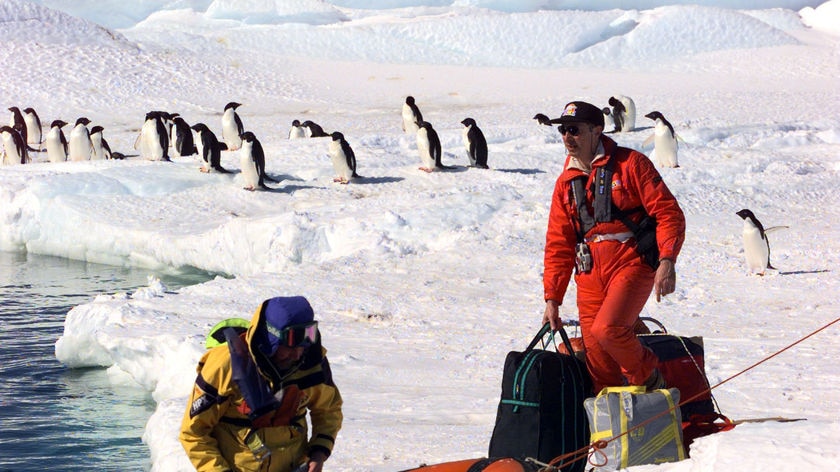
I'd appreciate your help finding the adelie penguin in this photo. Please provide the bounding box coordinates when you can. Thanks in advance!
[239,131,270,191]
[0,125,30,164]
[735,209,788,275]
[328,132,360,184]
[68,117,93,161]
[460,117,488,169]
[643,111,680,168]
[135,111,170,161]
[45,120,68,163]
[89,125,112,160]
[22,107,42,146]
[221,102,244,151]
[302,120,329,138]
[8,107,29,146]
[416,121,452,172]
[402,96,423,134]
[602,95,636,133]
[171,116,197,157]
[288,120,306,139]
[191,123,229,173]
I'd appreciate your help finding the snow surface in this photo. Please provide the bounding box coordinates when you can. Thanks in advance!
[2,0,839,470]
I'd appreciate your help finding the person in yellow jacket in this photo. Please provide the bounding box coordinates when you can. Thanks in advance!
[180,296,343,472]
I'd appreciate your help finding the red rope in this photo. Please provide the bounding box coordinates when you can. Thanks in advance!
[542,316,840,471]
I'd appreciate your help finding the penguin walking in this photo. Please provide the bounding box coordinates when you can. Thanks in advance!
[89,126,112,160]
[328,132,359,184]
[302,120,329,138]
[643,111,680,168]
[191,123,229,173]
[221,102,244,151]
[68,117,93,161]
[171,116,197,157]
[45,120,68,163]
[239,131,270,191]
[461,118,489,169]
[0,126,30,164]
[135,111,170,161]
[605,95,636,133]
[289,120,306,139]
[417,121,452,172]
[402,96,423,134]
[736,209,788,275]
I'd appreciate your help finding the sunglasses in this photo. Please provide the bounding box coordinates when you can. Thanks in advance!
[269,321,319,348]
[558,124,585,136]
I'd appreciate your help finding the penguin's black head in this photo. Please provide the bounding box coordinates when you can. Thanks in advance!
[330,131,344,141]
[225,102,241,111]
[75,117,91,126]
[292,119,301,126]
[90,125,104,135]
[602,107,611,116]
[461,118,476,127]
[190,123,206,132]
[420,121,432,130]
[240,131,256,142]
[645,111,663,121]
[8,106,20,114]
[405,96,415,105]
[533,113,551,125]
[608,97,619,107]
[736,209,755,220]
[51,120,67,128]
[23,107,37,115]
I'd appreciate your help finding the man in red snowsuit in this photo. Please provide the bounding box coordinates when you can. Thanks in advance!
[542,101,685,393]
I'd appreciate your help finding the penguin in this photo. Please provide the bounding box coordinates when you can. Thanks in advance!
[45,120,68,163]
[402,96,423,134]
[221,102,244,151]
[89,125,112,160]
[302,120,329,138]
[191,123,229,173]
[532,113,556,126]
[171,116,197,157]
[68,117,93,161]
[606,95,636,133]
[8,107,28,145]
[328,132,359,184]
[735,209,788,275]
[289,120,306,139]
[460,117,489,169]
[642,111,679,168]
[135,111,170,161]
[22,108,42,146]
[417,121,452,172]
[0,126,30,164]
[239,131,269,191]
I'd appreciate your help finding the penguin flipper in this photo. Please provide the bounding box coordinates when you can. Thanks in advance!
[641,134,654,148]
[764,225,789,234]
[219,143,228,151]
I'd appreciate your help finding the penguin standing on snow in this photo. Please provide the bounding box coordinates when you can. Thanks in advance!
[302,120,329,138]
[89,126,112,160]
[402,96,423,134]
[0,126,30,164]
[460,117,488,169]
[171,116,197,157]
[45,120,68,163]
[191,123,229,173]
[22,108,42,146]
[289,120,306,139]
[68,117,93,161]
[736,209,788,275]
[239,131,269,191]
[643,111,679,168]
[221,102,244,151]
[328,132,359,184]
[8,107,29,146]
[135,111,170,161]
[417,121,452,172]
[604,95,636,133]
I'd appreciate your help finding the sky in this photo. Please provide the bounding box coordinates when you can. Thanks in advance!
[1,0,839,471]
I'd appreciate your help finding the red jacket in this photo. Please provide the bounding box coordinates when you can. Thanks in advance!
[543,135,685,302]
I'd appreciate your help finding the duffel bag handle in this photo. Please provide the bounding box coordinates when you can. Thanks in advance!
[526,322,577,358]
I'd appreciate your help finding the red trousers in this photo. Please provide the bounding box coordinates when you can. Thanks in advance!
[575,239,659,393]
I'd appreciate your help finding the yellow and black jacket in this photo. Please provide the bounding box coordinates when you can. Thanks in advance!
[180,306,343,472]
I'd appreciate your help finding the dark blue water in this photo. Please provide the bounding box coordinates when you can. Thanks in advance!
[0,252,211,472]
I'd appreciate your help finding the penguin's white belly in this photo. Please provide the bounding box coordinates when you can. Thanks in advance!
[653,128,678,167]
[742,225,769,274]
[24,116,41,145]
[90,134,104,160]
[416,129,435,170]
[402,106,419,134]
[68,128,90,161]
[222,113,241,150]
[1,135,16,164]
[240,147,259,188]
[618,96,636,132]
[289,127,305,139]
[45,130,65,163]
[462,127,475,165]
[140,122,165,161]
[329,142,352,180]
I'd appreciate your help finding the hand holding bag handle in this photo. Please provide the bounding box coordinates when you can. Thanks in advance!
[525,322,577,358]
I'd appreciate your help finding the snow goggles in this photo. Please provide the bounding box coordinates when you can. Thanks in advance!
[270,321,319,348]
[558,124,583,136]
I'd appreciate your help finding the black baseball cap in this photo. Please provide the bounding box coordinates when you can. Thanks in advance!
[557,101,605,128]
